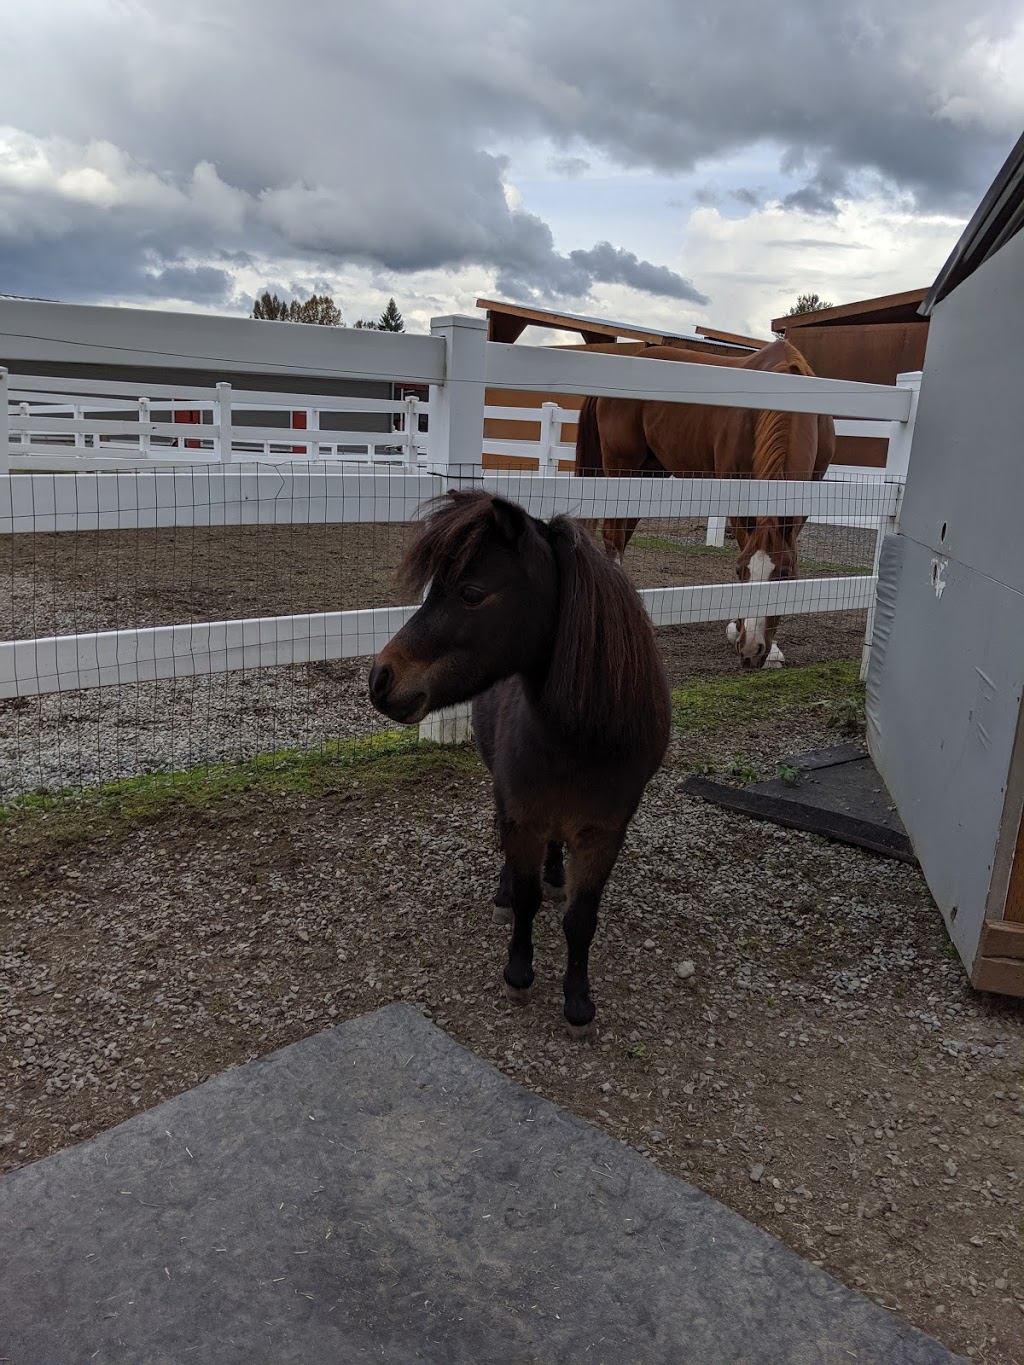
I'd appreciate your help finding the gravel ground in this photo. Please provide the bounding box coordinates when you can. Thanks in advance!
[2,697,1022,1362]
[1,517,871,798]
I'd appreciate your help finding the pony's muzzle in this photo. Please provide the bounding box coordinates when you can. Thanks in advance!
[368,658,429,724]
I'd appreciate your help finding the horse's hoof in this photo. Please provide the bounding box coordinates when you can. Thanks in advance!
[565,1019,598,1042]
[492,904,512,926]
[765,644,785,670]
[504,981,533,1006]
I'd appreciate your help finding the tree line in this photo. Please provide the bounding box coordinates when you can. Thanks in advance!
[251,292,405,331]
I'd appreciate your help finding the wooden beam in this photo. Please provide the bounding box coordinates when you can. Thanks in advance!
[978,919,1024,959]
[771,289,929,334]
[970,955,1024,997]
[486,313,528,344]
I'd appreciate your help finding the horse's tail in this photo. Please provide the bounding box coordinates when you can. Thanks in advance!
[751,341,817,483]
[574,396,603,478]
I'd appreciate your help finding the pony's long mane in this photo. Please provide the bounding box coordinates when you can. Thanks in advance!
[541,516,667,752]
[750,341,816,481]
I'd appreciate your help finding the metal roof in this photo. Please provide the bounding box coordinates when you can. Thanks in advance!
[921,127,1024,317]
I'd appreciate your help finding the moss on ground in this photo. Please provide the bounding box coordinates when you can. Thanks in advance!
[671,659,864,734]
[630,535,870,577]
[0,729,478,845]
[1,660,864,844]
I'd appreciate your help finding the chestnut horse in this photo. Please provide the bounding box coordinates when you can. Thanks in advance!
[575,339,835,668]
[369,490,670,1037]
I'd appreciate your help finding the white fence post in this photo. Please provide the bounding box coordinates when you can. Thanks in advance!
[427,314,487,483]
[139,397,152,458]
[419,314,487,744]
[538,400,558,473]
[861,370,921,681]
[705,517,727,548]
[216,382,233,464]
[403,394,420,467]
[18,403,30,456]
[0,368,9,475]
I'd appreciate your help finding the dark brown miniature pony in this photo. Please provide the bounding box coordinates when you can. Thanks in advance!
[575,339,835,668]
[369,490,670,1036]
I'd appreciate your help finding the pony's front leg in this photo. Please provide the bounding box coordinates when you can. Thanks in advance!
[500,826,547,1004]
[562,825,627,1038]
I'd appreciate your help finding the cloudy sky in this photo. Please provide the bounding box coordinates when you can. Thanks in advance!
[2,1,1023,338]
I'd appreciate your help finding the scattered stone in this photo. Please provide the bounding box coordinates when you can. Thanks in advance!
[674,961,695,981]
[749,1163,764,1183]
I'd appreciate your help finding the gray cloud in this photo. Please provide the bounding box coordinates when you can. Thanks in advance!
[568,242,707,303]
[0,0,1020,311]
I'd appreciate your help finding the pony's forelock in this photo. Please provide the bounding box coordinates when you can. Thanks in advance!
[398,491,511,594]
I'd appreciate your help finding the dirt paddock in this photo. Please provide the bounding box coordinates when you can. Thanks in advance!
[2,660,1022,1362]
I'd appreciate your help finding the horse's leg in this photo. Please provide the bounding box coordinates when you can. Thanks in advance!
[726,517,754,649]
[501,824,547,1004]
[602,517,640,563]
[562,824,627,1038]
[543,841,566,902]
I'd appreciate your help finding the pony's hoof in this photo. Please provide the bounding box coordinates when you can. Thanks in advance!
[492,903,512,926]
[565,1019,598,1043]
[504,981,533,1006]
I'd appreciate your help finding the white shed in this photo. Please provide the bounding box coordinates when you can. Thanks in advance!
[867,128,1024,996]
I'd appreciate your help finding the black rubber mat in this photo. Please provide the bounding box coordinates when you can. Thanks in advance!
[0,1004,955,1363]
[681,744,916,863]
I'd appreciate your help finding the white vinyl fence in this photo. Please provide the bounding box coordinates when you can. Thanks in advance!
[0,305,918,742]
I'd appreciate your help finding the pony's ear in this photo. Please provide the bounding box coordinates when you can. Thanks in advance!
[489,496,529,545]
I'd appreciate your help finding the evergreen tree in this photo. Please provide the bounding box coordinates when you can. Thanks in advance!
[377,297,405,331]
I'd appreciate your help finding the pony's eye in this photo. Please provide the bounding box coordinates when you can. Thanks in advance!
[459,584,487,606]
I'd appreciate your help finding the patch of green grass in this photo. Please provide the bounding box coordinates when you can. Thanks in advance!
[629,535,870,577]
[0,728,479,844]
[725,757,759,783]
[671,659,863,734]
[776,762,801,785]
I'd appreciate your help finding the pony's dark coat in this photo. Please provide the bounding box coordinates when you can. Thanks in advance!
[370,490,670,1032]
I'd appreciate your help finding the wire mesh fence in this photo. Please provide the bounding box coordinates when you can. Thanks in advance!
[0,464,893,804]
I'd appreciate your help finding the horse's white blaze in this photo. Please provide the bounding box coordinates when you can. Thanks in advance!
[742,549,775,656]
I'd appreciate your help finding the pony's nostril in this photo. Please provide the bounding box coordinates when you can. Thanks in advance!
[369,663,392,702]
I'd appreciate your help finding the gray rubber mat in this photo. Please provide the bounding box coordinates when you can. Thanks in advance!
[0,1003,958,1364]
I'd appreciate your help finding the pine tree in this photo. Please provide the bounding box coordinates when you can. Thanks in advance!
[377,298,405,332]
[252,291,291,321]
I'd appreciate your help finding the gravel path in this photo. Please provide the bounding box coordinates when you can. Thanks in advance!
[2,701,1021,1362]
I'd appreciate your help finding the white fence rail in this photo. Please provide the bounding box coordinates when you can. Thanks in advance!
[0,304,920,713]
